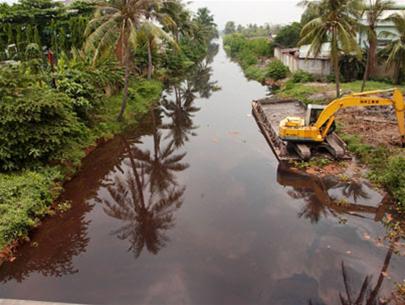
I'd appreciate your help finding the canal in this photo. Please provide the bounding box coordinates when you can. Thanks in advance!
[0,41,404,305]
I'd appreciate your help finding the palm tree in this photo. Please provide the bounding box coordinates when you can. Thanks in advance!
[299,0,362,97]
[361,0,394,92]
[380,12,405,84]
[84,0,166,121]
[139,20,176,79]
[160,0,193,43]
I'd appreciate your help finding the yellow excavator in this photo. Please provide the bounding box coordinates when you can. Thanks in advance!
[252,88,405,161]
[277,88,405,160]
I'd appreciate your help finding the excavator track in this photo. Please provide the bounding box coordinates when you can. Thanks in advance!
[289,143,312,161]
[323,134,346,159]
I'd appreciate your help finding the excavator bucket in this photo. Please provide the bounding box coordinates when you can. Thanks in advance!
[252,97,351,161]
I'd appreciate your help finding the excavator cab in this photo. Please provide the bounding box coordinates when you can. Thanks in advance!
[306,104,336,134]
[305,104,326,125]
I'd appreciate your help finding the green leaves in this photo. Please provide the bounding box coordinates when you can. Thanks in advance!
[266,60,290,80]
[0,65,87,171]
[0,167,61,249]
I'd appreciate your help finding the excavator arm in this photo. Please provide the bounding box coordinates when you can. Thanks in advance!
[314,88,405,145]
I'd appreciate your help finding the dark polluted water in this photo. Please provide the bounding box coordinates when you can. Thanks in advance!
[0,42,404,305]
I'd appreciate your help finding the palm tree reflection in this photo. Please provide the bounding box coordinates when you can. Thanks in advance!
[339,239,398,305]
[100,135,187,258]
[277,163,389,224]
[99,51,218,258]
[162,61,219,148]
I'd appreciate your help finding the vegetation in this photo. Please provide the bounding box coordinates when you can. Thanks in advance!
[380,12,405,84]
[266,60,289,80]
[273,22,302,48]
[291,69,314,83]
[341,134,405,212]
[361,0,394,91]
[224,22,279,38]
[0,0,217,252]
[223,33,273,82]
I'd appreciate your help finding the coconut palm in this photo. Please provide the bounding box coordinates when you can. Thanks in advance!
[361,0,394,92]
[380,12,405,84]
[84,0,167,121]
[299,0,362,97]
[160,0,193,43]
[139,20,176,79]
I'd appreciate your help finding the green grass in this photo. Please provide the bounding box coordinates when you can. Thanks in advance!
[0,79,163,251]
[341,80,405,92]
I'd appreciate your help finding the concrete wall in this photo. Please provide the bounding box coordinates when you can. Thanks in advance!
[298,59,331,76]
[274,47,331,76]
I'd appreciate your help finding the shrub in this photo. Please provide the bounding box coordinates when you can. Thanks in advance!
[244,65,266,82]
[0,65,87,171]
[291,70,314,83]
[274,22,302,48]
[266,60,289,80]
[238,49,257,67]
[0,168,61,248]
[378,156,405,211]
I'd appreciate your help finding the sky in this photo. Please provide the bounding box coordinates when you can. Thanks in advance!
[188,0,304,28]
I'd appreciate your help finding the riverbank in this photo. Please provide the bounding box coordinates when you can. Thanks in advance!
[223,37,405,214]
[0,79,163,261]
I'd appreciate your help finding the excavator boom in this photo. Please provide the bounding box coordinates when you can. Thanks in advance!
[314,88,405,145]
[279,88,405,147]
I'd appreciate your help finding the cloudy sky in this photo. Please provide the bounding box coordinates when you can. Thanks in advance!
[188,0,303,28]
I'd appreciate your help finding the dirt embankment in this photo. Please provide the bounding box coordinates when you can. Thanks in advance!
[339,107,405,150]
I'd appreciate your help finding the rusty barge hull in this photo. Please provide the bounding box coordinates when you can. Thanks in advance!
[252,97,351,161]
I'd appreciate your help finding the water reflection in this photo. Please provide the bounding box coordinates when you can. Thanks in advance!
[98,131,188,257]
[338,239,397,305]
[277,163,388,223]
[277,163,403,305]
[98,55,219,257]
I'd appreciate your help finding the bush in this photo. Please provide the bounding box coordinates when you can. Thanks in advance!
[379,156,405,211]
[291,70,314,83]
[0,66,87,171]
[266,60,289,80]
[274,22,302,48]
[244,65,266,82]
[239,49,257,67]
[0,168,61,248]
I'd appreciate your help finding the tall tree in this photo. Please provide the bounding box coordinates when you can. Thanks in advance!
[380,12,405,84]
[361,0,394,92]
[224,21,236,35]
[299,0,361,97]
[85,0,168,121]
